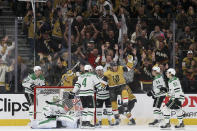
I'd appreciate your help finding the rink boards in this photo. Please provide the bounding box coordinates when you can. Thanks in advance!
[0,94,197,126]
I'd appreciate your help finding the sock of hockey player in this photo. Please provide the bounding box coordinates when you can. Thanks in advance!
[175,109,184,128]
[122,89,129,106]
[29,105,34,122]
[160,107,171,128]
[96,108,102,126]
[81,108,88,126]
[106,108,114,126]
[111,101,120,125]
[149,107,162,126]
[87,108,95,127]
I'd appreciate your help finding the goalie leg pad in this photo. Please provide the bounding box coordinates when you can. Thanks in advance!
[31,118,57,129]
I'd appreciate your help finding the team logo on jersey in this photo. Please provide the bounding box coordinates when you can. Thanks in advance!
[112,75,120,83]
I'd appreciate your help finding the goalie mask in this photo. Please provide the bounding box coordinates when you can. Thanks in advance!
[52,95,60,103]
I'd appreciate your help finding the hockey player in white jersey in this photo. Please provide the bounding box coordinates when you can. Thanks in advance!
[147,66,167,126]
[22,66,45,105]
[31,98,79,129]
[95,65,114,127]
[160,68,185,129]
[68,65,103,128]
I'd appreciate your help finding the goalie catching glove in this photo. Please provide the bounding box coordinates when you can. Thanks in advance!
[68,92,75,99]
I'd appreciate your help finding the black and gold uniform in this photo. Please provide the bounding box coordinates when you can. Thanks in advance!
[103,62,135,124]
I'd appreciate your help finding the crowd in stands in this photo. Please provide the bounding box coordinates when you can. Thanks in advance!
[2,0,197,93]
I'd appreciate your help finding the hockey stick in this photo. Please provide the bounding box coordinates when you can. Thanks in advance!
[57,61,80,86]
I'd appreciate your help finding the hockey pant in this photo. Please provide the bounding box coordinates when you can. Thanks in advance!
[162,99,184,124]
[96,98,113,122]
[25,93,34,106]
[80,96,95,124]
[152,96,165,120]
[31,118,56,129]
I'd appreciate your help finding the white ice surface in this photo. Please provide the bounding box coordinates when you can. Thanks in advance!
[1,125,197,131]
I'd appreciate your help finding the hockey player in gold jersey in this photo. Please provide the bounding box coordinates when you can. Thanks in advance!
[61,70,76,87]
[103,62,131,125]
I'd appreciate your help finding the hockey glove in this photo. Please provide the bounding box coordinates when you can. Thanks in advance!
[160,87,168,93]
[147,91,153,97]
[30,84,36,90]
[174,98,182,106]
[68,92,75,99]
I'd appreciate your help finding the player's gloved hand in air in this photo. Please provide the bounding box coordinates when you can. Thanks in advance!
[160,87,168,93]
[68,91,75,99]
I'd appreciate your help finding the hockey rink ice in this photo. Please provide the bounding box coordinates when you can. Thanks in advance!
[1,125,197,131]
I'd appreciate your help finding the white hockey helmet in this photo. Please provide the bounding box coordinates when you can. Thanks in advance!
[96,65,104,71]
[84,65,93,71]
[33,66,42,72]
[152,66,160,73]
[167,68,176,75]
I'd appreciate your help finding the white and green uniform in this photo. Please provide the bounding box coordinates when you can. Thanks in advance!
[96,77,109,99]
[72,72,102,96]
[162,77,185,125]
[31,102,78,129]
[152,74,166,97]
[22,73,45,94]
[72,72,102,126]
[168,77,184,101]
[96,77,113,125]
[22,73,45,105]
[151,74,166,121]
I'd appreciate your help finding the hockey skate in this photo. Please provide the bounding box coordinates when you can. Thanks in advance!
[108,120,115,126]
[95,121,102,128]
[160,122,171,130]
[149,119,160,127]
[86,121,95,128]
[81,121,88,128]
[175,122,184,129]
[114,118,120,125]
[128,118,136,125]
